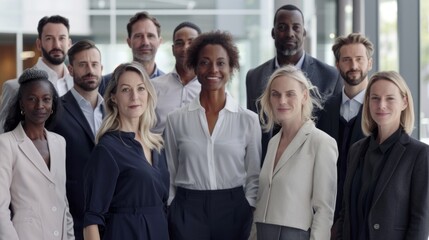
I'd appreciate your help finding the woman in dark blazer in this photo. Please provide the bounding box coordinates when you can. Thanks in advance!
[336,71,429,240]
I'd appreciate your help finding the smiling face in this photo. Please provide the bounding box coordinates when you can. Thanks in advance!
[369,79,407,133]
[269,75,307,125]
[36,23,71,65]
[111,70,148,123]
[127,19,162,64]
[20,81,54,127]
[196,44,231,92]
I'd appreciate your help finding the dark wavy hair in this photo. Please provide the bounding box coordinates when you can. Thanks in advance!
[3,68,61,132]
[186,30,240,74]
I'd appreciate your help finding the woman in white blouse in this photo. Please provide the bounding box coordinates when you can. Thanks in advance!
[164,30,261,240]
[254,65,337,240]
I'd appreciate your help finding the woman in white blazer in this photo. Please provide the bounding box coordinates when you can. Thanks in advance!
[0,68,74,240]
[254,65,338,240]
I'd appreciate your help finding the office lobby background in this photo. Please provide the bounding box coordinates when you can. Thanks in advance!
[0,0,428,141]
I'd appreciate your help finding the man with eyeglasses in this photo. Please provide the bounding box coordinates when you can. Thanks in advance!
[246,4,342,161]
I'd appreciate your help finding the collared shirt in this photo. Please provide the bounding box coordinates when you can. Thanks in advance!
[151,69,201,134]
[131,60,165,79]
[275,52,306,69]
[35,57,74,96]
[340,88,366,122]
[70,88,104,136]
[164,93,261,206]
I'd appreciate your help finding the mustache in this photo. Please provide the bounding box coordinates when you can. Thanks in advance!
[49,48,64,55]
[82,73,98,79]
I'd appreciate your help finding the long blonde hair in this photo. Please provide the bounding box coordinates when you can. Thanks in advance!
[96,62,163,152]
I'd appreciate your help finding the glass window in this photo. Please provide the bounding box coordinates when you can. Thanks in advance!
[379,0,398,71]
[420,0,429,143]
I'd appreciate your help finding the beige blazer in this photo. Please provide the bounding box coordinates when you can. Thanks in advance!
[0,123,74,240]
[254,120,337,240]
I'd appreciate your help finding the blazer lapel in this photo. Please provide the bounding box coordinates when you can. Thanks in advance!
[15,123,54,182]
[273,121,312,176]
[259,59,276,93]
[301,54,318,87]
[63,92,96,141]
[371,135,408,206]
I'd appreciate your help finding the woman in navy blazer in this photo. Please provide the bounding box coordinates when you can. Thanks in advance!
[253,65,338,240]
[336,71,429,240]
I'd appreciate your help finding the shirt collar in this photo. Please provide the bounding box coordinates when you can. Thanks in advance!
[35,57,70,80]
[188,92,238,113]
[70,87,104,109]
[369,127,403,153]
[341,88,366,105]
[275,52,306,69]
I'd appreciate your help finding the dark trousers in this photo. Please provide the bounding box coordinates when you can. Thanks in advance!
[256,223,310,240]
[168,187,253,240]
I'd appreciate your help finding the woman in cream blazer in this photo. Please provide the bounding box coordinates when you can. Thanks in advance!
[0,68,74,240]
[254,66,337,240]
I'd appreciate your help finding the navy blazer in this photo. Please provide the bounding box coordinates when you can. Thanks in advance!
[336,132,429,240]
[246,54,342,160]
[50,91,100,240]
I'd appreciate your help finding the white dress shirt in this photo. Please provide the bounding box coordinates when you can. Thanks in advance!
[340,88,365,122]
[151,69,201,134]
[164,93,261,206]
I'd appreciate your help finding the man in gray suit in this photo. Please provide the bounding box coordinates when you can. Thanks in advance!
[246,4,342,160]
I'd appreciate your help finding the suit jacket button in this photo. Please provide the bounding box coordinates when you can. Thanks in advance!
[373,224,380,230]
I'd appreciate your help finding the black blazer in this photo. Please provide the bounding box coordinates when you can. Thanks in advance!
[246,54,343,160]
[337,132,429,240]
[50,91,100,240]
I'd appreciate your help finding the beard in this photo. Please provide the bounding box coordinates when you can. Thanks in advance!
[340,69,368,86]
[132,47,155,63]
[41,47,66,65]
[279,48,298,57]
[74,73,101,91]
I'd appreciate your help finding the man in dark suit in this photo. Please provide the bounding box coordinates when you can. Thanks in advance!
[246,4,342,160]
[316,33,374,226]
[51,40,104,240]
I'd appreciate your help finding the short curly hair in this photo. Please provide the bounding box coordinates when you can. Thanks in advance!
[186,30,240,74]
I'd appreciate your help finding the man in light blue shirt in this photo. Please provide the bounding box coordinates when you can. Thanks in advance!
[151,22,202,134]
[99,11,165,95]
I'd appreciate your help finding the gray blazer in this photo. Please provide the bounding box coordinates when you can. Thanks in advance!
[0,123,74,240]
[254,120,338,240]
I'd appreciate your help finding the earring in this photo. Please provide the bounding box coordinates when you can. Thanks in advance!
[51,110,54,114]
[20,110,24,115]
